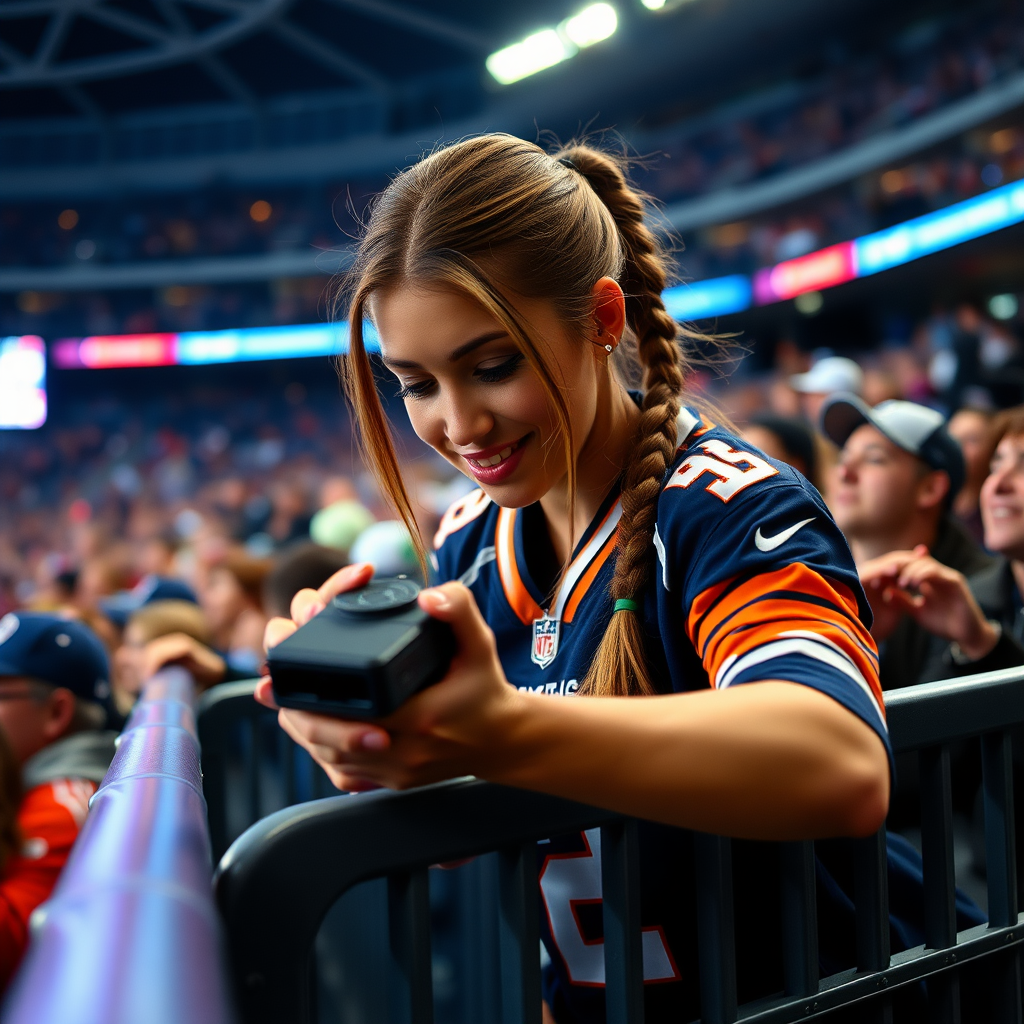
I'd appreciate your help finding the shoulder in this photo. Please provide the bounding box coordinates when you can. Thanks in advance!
[17,778,96,858]
[432,488,497,581]
[657,418,861,610]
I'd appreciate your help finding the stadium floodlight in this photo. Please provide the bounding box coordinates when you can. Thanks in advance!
[486,4,618,85]
[562,3,618,48]
[486,29,572,85]
[641,0,667,8]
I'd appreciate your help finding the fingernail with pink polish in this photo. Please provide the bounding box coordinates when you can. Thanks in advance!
[361,731,388,750]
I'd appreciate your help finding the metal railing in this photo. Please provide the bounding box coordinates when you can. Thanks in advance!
[215,666,1024,1024]
[197,679,336,862]
[1,667,235,1024]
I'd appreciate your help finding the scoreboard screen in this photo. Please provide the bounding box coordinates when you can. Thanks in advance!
[0,336,46,430]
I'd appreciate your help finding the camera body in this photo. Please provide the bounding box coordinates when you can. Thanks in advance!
[268,577,456,719]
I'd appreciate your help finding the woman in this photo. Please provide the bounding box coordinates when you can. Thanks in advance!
[257,137,900,1020]
[201,549,270,675]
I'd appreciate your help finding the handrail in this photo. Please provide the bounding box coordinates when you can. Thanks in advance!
[1,667,235,1024]
[215,666,1024,1024]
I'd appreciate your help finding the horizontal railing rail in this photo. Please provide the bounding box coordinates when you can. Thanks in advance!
[2,667,235,1024]
[216,667,1024,1024]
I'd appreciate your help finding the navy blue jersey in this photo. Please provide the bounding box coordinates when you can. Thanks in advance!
[432,411,943,1021]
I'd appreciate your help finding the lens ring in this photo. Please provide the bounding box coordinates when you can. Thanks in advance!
[333,577,421,614]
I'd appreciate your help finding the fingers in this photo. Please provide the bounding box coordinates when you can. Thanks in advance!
[264,616,298,652]
[254,676,279,709]
[317,562,375,604]
[290,589,326,626]
[278,707,391,761]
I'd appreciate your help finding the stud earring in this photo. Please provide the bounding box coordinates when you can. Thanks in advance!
[604,343,614,353]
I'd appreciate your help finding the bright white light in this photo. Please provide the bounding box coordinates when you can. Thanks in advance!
[0,336,47,429]
[563,3,618,48]
[989,293,1019,320]
[486,29,571,85]
[641,0,666,8]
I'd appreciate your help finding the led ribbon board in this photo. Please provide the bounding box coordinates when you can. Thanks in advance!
[47,177,1024,370]
[0,336,46,429]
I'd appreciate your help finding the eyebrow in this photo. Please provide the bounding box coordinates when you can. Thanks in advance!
[381,331,509,370]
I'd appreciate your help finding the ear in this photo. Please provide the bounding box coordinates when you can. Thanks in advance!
[590,277,626,345]
[41,688,76,744]
[916,469,951,513]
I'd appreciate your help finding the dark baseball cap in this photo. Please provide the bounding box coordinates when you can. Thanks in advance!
[821,394,965,498]
[0,612,111,704]
[99,574,198,628]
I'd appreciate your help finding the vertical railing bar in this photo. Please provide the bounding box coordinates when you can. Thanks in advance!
[601,820,645,1024]
[694,833,738,1024]
[246,715,262,826]
[919,744,960,1024]
[854,829,890,973]
[780,840,818,997]
[388,868,434,1024]
[982,730,1022,1024]
[497,841,542,1024]
[282,727,298,807]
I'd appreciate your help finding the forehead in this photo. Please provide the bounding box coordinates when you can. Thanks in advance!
[371,285,499,353]
[844,424,907,460]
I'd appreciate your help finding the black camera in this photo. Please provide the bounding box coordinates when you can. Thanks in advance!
[268,577,456,719]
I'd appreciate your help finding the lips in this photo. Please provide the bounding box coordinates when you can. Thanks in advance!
[461,435,528,484]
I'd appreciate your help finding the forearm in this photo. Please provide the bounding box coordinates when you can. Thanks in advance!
[482,682,889,842]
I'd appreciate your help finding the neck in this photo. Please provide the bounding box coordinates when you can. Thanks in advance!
[849,516,940,566]
[540,382,641,564]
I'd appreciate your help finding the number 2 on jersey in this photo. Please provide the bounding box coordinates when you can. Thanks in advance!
[539,828,680,986]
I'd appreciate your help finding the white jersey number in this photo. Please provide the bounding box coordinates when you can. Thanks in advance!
[667,440,778,502]
[538,828,679,986]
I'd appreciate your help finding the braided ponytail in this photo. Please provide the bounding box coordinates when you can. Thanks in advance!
[557,147,684,697]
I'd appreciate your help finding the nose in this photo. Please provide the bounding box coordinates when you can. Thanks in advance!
[836,457,857,484]
[443,393,495,450]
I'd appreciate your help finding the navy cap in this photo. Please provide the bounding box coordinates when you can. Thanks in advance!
[0,612,111,703]
[99,574,198,628]
[821,394,966,499]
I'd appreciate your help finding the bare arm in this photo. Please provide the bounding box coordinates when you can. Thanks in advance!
[259,573,889,842]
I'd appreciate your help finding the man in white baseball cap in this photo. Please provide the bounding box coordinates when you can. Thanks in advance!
[821,394,990,692]
[791,355,864,426]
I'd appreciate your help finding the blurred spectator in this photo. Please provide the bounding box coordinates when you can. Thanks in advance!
[262,542,348,620]
[821,395,990,691]
[0,613,117,991]
[351,521,421,581]
[947,406,996,544]
[200,550,271,675]
[99,574,199,630]
[112,599,212,716]
[310,500,376,554]
[741,414,822,491]
[791,356,864,427]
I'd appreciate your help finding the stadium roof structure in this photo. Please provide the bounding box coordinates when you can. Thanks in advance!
[0,0,916,197]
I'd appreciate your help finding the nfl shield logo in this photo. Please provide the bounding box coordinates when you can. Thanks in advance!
[531,616,560,670]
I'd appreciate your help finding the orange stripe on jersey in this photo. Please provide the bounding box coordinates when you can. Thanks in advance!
[687,563,882,713]
[562,529,617,623]
[433,489,491,550]
[495,507,544,625]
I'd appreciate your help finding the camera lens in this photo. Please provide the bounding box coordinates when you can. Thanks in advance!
[332,577,421,614]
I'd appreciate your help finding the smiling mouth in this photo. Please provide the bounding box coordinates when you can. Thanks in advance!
[465,439,522,469]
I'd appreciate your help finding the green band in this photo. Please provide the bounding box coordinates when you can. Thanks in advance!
[613,598,639,613]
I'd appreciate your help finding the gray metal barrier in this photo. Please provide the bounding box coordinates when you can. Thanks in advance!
[1,667,235,1024]
[214,666,1024,1024]
[197,679,335,862]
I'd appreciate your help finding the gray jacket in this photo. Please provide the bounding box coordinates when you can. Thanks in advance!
[22,731,117,790]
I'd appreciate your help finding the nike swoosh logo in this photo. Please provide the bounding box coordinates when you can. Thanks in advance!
[754,517,816,552]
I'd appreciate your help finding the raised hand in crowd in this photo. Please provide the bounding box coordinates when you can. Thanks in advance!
[859,544,999,659]
[139,633,227,690]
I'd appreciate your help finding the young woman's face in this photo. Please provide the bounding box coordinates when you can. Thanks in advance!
[372,285,601,509]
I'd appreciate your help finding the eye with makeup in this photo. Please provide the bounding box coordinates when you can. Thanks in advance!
[394,352,525,401]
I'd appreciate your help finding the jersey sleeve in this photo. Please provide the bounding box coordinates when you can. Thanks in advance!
[432,488,493,584]
[658,434,888,754]
[0,779,94,989]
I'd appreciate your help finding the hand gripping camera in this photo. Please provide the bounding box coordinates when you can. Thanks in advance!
[268,577,456,719]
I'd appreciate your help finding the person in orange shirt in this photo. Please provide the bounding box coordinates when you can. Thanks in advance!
[0,613,117,990]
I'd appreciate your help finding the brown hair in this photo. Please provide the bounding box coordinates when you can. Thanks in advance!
[336,134,698,697]
[0,726,20,873]
[128,599,212,647]
[215,550,273,607]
